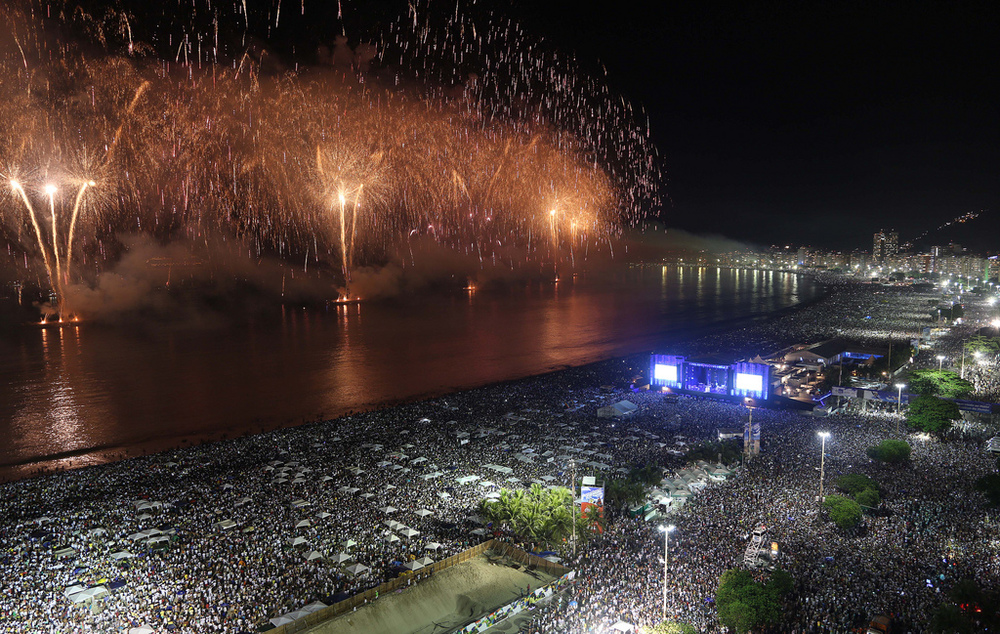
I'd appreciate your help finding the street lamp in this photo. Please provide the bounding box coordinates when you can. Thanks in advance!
[895,383,906,433]
[936,355,945,371]
[817,432,830,503]
[658,524,675,620]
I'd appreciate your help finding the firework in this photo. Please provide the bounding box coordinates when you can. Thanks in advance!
[0,1,663,315]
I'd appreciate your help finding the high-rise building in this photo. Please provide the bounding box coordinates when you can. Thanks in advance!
[873,230,898,262]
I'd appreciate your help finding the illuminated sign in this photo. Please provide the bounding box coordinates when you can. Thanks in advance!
[581,485,605,506]
[735,373,763,392]
[653,364,677,383]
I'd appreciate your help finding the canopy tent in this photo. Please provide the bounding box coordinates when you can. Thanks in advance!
[414,509,434,517]
[288,536,308,546]
[69,586,108,603]
[345,563,369,576]
[342,539,358,549]
[416,556,435,566]
[63,584,87,597]
[424,542,442,550]
[302,601,328,613]
[403,560,424,571]
[294,519,312,528]
[384,533,400,543]
[214,520,237,530]
[110,551,136,560]
[126,627,157,634]
[380,506,398,514]
[331,552,352,563]
[399,528,420,538]
[305,550,324,561]
[128,529,163,541]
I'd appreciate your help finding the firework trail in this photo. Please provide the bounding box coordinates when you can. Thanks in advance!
[0,0,663,316]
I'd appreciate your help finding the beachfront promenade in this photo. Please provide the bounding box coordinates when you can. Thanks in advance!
[2,275,997,633]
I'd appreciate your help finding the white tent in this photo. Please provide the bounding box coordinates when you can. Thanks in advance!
[424,542,442,550]
[332,552,352,563]
[110,551,136,560]
[126,627,157,634]
[399,528,420,538]
[269,616,295,627]
[414,509,434,517]
[380,506,398,514]
[295,519,312,528]
[214,520,237,530]
[63,584,87,597]
[597,400,638,418]
[384,533,400,543]
[305,550,324,561]
[346,563,369,576]
[288,536,308,547]
[316,511,332,519]
[403,560,424,571]
[343,539,358,549]
[69,586,108,603]
[416,556,434,566]
[302,601,328,613]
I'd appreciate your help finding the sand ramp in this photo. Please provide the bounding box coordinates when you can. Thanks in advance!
[307,555,553,634]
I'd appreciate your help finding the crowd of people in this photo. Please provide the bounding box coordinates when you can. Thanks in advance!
[1,275,998,634]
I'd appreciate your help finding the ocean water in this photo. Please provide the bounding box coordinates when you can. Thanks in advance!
[0,266,819,480]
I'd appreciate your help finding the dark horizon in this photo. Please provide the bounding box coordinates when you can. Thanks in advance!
[4,0,998,256]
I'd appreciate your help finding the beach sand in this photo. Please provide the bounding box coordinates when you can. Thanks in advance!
[305,554,555,634]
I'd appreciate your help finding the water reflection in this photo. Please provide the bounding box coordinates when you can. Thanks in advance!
[0,267,821,480]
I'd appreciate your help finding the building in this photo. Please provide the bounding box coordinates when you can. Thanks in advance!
[872,230,898,263]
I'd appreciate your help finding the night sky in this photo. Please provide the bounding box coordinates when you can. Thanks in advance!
[509,0,999,252]
[20,0,1000,254]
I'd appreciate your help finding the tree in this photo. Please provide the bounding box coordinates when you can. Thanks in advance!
[929,604,977,634]
[835,473,880,495]
[907,370,973,399]
[866,439,912,464]
[907,395,961,437]
[974,473,1000,507]
[715,569,787,634]
[856,488,881,510]
[965,335,1000,356]
[823,495,863,530]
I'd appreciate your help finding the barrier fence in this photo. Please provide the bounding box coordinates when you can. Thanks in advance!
[269,539,568,634]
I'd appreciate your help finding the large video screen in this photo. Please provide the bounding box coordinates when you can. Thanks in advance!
[653,364,677,383]
[735,372,763,393]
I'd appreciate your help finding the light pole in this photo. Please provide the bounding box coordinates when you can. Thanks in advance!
[570,459,577,557]
[961,345,967,378]
[936,355,945,371]
[817,432,829,503]
[658,524,675,620]
[895,383,906,433]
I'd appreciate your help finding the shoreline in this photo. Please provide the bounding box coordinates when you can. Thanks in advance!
[0,273,831,484]
[1,274,985,634]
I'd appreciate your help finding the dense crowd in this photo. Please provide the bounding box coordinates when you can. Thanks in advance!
[1,276,998,634]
